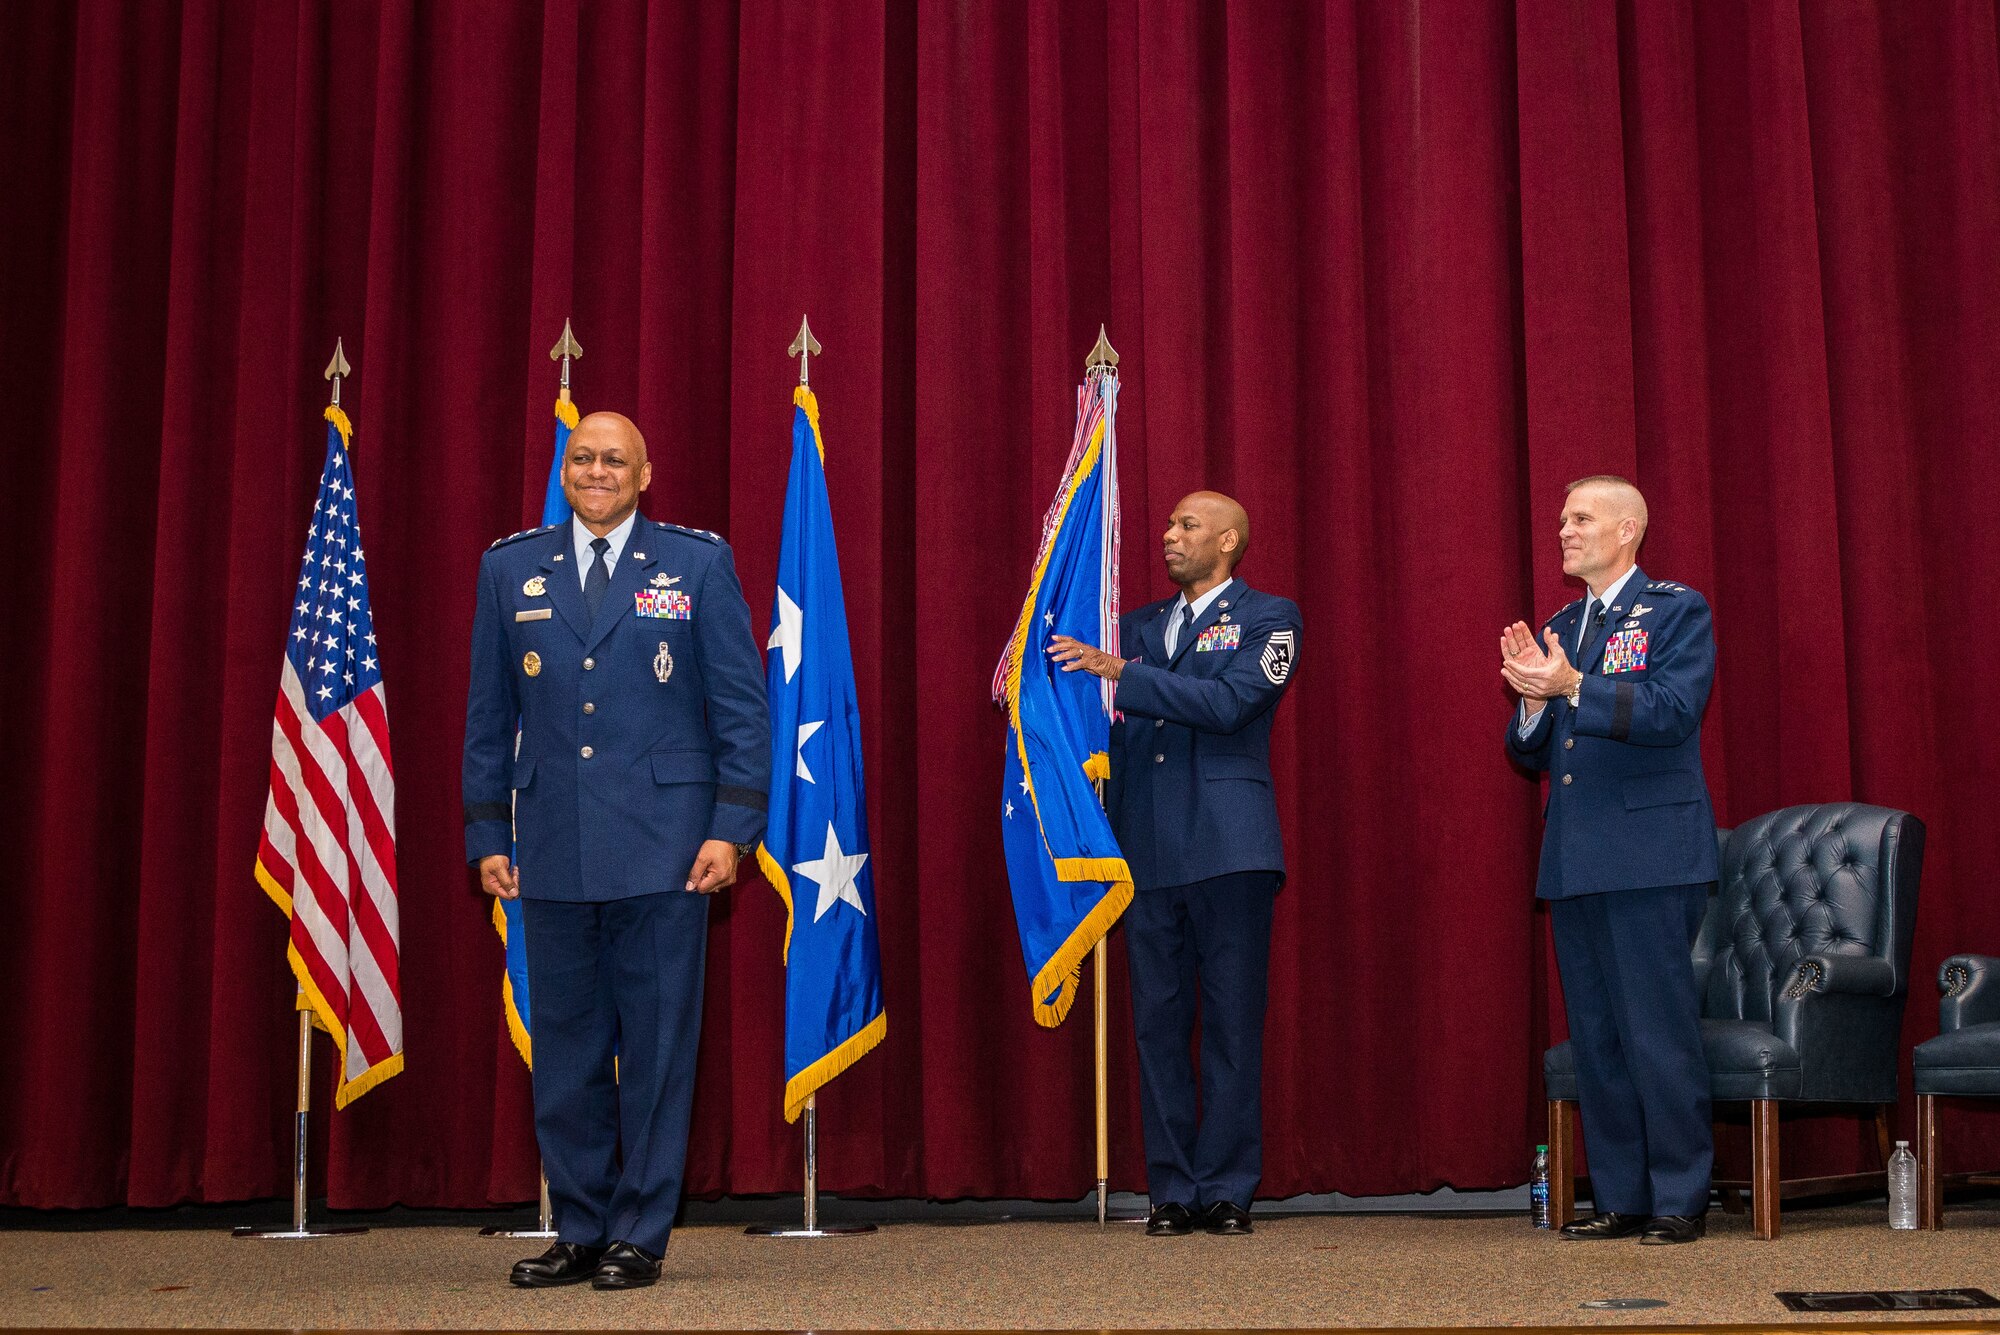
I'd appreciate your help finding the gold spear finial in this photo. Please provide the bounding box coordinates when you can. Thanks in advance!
[788,315,823,386]
[1085,324,1118,375]
[323,337,351,406]
[549,319,583,402]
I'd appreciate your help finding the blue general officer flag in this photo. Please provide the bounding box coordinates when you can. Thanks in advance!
[492,397,578,1066]
[998,372,1132,1027]
[758,385,886,1122]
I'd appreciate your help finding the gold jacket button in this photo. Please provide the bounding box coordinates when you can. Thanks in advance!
[583,657,596,671]
[583,702,595,714]
[580,746,594,759]
[1561,773,1573,786]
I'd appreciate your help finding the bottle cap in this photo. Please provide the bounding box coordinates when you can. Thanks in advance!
[1536,1144,1548,1152]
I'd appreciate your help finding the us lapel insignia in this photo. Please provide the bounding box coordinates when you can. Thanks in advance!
[522,575,547,597]
[522,651,542,677]
[630,550,646,562]
[653,641,674,683]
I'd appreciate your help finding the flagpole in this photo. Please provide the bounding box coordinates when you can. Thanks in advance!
[1086,329,1144,1229]
[481,320,584,1242]
[746,316,874,1241]
[235,343,366,1242]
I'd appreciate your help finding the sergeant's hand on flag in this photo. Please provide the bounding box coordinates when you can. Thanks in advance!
[478,854,521,900]
[685,839,740,895]
[1048,635,1125,681]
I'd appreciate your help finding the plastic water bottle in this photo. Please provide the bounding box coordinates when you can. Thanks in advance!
[1530,1144,1552,1228]
[1888,1140,1918,1229]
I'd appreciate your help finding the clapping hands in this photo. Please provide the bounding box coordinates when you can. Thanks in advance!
[1500,621,1579,701]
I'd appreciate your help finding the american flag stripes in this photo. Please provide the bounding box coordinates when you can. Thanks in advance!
[253,405,404,1107]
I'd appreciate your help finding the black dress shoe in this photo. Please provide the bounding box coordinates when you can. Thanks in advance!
[1145,1202,1195,1236]
[1557,1211,1648,1240]
[591,1240,663,1289]
[509,1241,606,1288]
[1203,1201,1254,1235]
[1639,1214,1706,1245]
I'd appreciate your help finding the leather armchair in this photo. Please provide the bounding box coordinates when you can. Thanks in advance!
[1544,803,1926,1239]
[1913,954,2000,1228]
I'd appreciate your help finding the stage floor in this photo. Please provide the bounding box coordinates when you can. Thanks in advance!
[4,1204,2000,1329]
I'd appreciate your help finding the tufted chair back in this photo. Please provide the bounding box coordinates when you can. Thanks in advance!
[1705,804,1922,1025]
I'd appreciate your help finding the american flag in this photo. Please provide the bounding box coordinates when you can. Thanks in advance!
[253,406,403,1107]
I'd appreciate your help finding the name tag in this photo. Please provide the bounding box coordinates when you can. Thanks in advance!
[1195,624,1242,652]
[635,589,693,620]
[1604,628,1648,673]
[514,608,553,622]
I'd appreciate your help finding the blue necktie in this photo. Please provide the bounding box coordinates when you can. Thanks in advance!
[585,537,611,619]
[1175,603,1195,655]
[1578,598,1602,655]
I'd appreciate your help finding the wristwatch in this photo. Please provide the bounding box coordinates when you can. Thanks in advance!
[1564,670,1583,709]
[732,840,757,862]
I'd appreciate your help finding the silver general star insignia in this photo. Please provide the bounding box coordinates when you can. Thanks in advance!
[653,641,674,683]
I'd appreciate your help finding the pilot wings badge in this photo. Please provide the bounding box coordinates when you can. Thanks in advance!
[653,641,674,684]
[1260,629,1296,685]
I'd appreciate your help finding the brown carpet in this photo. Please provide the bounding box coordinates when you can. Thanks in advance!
[4,1205,2000,1329]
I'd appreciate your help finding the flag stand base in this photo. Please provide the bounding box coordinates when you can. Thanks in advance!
[480,1172,557,1239]
[743,1223,878,1238]
[233,1015,369,1240]
[745,1097,879,1239]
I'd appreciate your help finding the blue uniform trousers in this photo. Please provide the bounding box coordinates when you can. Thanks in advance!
[1551,882,1712,1218]
[1125,869,1279,1210]
[523,891,709,1256]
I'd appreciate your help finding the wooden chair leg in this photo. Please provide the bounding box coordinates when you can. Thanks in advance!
[1716,1185,1746,1215]
[1873,1105,1894,1165]
[1918,1094,1942,1231]
[1549,1100,1577,1228]
[1751,1098,1781,1240]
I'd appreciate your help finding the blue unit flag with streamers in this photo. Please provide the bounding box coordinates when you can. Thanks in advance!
[493,397,578,1067]
[996,371,1132,1027]
[759,386,887,1122]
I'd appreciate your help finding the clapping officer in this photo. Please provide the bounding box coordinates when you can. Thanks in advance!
[1051,491,1301,1238]
[1502,475,1717,1246]
[463,412,769,1288]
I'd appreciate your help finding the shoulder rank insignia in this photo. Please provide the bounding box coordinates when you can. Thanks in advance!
[1644,581,1687,595]
[489,523,556,551]
[654,521,721,544]
[523,575,547,597]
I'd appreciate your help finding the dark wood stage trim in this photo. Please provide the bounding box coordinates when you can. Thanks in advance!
[4,1207,1999,1329]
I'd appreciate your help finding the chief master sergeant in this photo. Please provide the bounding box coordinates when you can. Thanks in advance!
[1502,474,1717,1246]
[462,411,769,1290]
[1051,491,1301,1239]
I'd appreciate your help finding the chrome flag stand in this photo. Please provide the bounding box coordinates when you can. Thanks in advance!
[745,1093,875,1238]
[233,1009,366,1239]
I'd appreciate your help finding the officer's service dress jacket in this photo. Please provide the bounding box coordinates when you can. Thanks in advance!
[1108,578,1301,891]
[463,514,769,899]
[1505,567,1718,899]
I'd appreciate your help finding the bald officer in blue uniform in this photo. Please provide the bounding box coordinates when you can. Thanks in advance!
[1052,491,1300,1239]
[1502,474,1718,1246]
[463,412,769,1290]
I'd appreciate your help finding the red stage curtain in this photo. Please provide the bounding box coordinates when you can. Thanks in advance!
[2,0,1997,1208]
